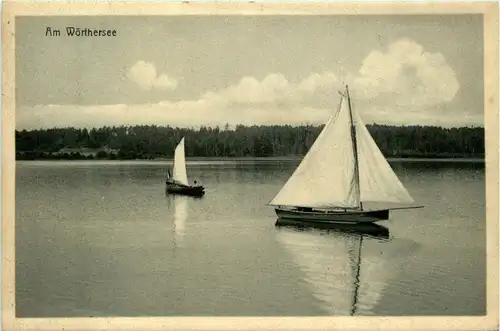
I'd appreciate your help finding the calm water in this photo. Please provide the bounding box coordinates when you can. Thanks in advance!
[15,160,486,317]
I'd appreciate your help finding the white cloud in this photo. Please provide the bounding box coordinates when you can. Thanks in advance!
[127,61,178,91]
[16,102,481,132]
[16,103,330,130]
[352,39,459,106]
[203,71,339,106]
[18,39,480,130]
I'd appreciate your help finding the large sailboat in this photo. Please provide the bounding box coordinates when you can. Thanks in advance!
[166,137,205,197]
[269,85,422,224]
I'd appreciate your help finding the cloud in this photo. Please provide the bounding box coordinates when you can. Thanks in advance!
[127,61,178,91]
[352,39,459,106]
[18,39,480,130]
[16,102,481,133]
[16,103,333,131]
[202,71,339,107]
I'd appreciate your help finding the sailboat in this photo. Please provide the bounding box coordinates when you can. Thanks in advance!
[166,137,205,197]
[269,85,422,224]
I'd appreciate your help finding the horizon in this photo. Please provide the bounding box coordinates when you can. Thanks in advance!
[16,15,484,130]
[15,121,485,132]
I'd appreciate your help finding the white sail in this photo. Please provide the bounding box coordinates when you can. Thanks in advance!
[172,137,189,186]
[269,96,359,209]
[353,108,415,204]
[270,86,414,209]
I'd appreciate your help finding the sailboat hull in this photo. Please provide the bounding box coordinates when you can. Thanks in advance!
[166,181,205,197]
[274,207,389,224]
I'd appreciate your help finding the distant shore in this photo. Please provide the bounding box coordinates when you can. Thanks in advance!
[16,124,485,163]
[16,155,486,163]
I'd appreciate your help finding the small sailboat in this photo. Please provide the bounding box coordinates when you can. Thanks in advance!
[166,137,205,197]
[269,85,422,224]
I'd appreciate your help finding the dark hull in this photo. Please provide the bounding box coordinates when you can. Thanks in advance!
[275,207,390,224]
[166,181,205,197]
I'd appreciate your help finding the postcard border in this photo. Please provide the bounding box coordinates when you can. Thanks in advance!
[2,2,499,331]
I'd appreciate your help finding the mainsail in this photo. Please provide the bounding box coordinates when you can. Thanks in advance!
[269,96,359,209]
[269,86,414,209]
[172,137,189,186]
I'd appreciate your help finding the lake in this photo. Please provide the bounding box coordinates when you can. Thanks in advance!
[15,159,486,317]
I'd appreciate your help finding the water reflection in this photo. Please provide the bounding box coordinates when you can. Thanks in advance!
[275,222,393,316]
[169,196,189,249]
[275,219,390,238]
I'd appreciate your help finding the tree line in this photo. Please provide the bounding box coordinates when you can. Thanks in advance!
[15,124,485,160]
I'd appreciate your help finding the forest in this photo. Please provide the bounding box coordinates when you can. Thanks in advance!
[15,124,485,160]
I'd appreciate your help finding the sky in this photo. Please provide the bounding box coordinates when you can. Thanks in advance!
[15,15,484,130]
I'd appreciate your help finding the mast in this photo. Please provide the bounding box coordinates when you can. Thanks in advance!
[345,85,362,211]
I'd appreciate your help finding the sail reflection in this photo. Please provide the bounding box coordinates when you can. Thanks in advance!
[275,223,396,316]
[172,196,188,248]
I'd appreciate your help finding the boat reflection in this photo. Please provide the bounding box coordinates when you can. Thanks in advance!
[275,218,390,239]
[275,221,393,315]
[172,195,188,249]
